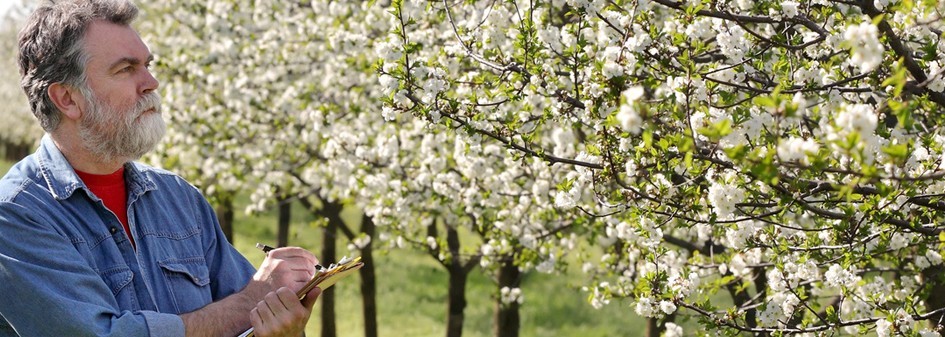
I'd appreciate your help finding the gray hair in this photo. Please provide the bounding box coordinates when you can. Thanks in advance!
[17,0,139,132]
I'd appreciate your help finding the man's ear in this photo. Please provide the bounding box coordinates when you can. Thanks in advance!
[47,83,84,121]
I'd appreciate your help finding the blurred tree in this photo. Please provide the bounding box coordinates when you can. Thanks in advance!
[0,0,42,162]
[382,0,945,336]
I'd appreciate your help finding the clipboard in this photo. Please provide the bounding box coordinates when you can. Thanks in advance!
[237,256,364,337]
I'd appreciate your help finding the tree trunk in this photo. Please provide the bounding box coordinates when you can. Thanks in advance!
[924,265,945,327]
[277,198,291,247]
[445,225,471,337]
[297,196,378,337]
[320,202,340,337]
[13,143,30,161]
[215,195,234,243]
[494,260,521,337]
[359,214,378,337]
[645,315,680,337]
[426,219,477,337]
[645,318,660,337]
[726,272,758,332]
[3,142,31,162]
[446,265,468,337]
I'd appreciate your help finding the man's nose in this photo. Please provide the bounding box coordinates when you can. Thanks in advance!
[140,68,159,95]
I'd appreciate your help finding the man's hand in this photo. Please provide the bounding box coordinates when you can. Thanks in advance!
[180,247,321,337]
[250,287,321,337]
[249,247,319,299]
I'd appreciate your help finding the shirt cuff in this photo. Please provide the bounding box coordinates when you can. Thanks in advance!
[141,311,185,337]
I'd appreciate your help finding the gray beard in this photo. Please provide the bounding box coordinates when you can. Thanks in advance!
[78,91,166,165]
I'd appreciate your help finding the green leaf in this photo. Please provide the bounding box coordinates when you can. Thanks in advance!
[881,143,909,161]
[749,149,780,185]
[874,181,894,198]
[882,62,908,97]
[697,119,733,142]
[753,96,777,109]
[643,130,653,149]
[723,144,748,161]
[825,306,839,323]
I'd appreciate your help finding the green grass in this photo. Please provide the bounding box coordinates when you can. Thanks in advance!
[0,160,643,336]
[230,199,644,337]
[0,159,12,178]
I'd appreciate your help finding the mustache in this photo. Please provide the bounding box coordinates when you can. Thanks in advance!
[134,92,162,117]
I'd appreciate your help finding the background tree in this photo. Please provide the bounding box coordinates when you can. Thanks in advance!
[382,0,945,336]
[140,2,391,336]
[3,1,652,336]
[0,0,42,161]
[143,1,582,336]
[356,116,581,337]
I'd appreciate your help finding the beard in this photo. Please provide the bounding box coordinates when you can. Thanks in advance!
[78,89,166,165]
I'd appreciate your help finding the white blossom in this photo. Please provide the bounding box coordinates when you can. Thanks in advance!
[927,61,945,93]
[844,21,885,73]
[634,296,657,317]
[708,180,746,220]
[777,137,819,165]
[876,318,892,337]
[895,309,914,332]
[500,287,524,305]
[824,264,859,289]
[919,329,942,337]
[616,86,645,134]
[782,1,799,18]
[659,300,677,315]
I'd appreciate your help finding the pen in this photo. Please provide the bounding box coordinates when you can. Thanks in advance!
[255,242,276,253]
[256,243,324,270]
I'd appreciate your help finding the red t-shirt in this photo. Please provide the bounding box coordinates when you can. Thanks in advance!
[75,167,135,249]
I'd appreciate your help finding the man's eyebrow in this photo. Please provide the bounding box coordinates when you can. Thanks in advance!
[108,54,155,70]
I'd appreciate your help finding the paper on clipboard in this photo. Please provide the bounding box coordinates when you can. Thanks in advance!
[237,256,364,337]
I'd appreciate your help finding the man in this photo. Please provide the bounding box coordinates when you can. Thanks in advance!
[0,0,321,336]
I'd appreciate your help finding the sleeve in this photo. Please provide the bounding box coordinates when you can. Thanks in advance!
[194,192,256,300]
[0,201,185,337]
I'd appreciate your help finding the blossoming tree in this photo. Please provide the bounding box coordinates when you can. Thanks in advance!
[139,1,580,337]
[0,1,42,161]
[357,114,583,337]
[382,0,945,336]
[137,2,394,336]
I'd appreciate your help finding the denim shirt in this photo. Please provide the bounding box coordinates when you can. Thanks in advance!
[0,136,256,336]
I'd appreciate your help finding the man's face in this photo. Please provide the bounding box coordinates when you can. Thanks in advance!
[78,84,164,165]
[76,20,164,164]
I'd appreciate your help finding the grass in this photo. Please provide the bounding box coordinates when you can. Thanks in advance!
[0,159,12,178]
[231,198,645,337]
[0,159,644,336]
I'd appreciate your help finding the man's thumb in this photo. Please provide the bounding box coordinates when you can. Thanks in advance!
[301,287,322,309]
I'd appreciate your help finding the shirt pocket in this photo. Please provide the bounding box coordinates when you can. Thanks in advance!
[98,266,138,310]
[158,256,212,313]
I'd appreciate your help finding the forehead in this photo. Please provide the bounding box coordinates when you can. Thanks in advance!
[82,20,150,70]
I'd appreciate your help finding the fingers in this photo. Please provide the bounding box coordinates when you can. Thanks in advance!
[254,247,320,293]
[267,247,319,267]
[250,287,313,337]
[277,287,309,319]
[301,287,322,309]
[249,307,263,332]
[267,290,291,317]
[250,294,278,336]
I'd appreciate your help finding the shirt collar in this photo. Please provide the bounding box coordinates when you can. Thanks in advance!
[37,135,157,200]
[124,160,157,197]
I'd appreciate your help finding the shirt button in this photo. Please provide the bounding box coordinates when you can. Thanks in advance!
[110,227,118,234]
